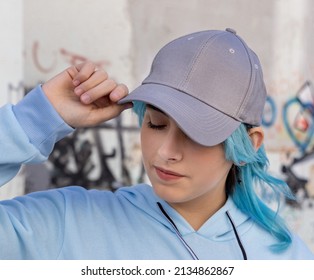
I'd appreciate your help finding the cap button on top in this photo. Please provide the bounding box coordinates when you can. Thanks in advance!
[226,28,236,34]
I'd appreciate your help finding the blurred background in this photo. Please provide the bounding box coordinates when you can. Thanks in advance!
[1,0,314,251]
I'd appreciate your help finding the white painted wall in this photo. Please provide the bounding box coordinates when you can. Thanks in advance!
[0,0,24,106]
[0,0,25,198]
[23,0,134,88]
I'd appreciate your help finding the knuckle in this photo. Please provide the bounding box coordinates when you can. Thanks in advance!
[118,83,129,95]
[78,73,90,82]
[86,61,96,69]
[106,79,117,89]
[99,69,109,79]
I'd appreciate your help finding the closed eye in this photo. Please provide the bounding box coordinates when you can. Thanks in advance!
[147,121,167,130]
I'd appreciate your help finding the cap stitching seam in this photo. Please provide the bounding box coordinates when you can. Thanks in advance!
[180,33,224,91]
[234,37,255,121]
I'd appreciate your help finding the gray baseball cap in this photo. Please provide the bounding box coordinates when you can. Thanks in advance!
[119,28,267,146]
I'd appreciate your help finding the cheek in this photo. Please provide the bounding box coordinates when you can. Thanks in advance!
[140,126,158,164]
[191,147,232,182]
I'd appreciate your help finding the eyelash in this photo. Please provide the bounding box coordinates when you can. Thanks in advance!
[147,121,166,130]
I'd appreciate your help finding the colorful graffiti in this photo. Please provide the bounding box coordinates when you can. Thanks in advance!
[281,81,314,207]
[282,81,314,153]
[262,95,277,128]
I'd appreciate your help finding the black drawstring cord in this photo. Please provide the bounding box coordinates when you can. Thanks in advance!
[157,202,248,260]
[226,211,247,260]
[157,202,199,260]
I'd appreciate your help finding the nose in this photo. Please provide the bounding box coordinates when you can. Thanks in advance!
[158,126,184,162]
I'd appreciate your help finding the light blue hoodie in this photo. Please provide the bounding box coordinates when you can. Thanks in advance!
[0,86,313,260]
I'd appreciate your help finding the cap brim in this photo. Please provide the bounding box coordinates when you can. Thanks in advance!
[119,83,241,146]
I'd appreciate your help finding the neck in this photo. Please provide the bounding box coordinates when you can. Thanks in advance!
[169,192,227,231]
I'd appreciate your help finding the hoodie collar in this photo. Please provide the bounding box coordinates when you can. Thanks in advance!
[118,184,252,239]
[156,195,251,237]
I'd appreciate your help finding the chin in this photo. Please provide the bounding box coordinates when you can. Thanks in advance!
[151,184,189,204]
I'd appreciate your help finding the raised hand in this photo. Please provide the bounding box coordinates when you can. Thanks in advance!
[42,62,132,127]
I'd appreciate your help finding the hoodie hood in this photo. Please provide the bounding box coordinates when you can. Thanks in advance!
[117,184,253,241]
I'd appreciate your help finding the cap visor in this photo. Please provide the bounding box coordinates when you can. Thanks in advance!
[119,83,240,146]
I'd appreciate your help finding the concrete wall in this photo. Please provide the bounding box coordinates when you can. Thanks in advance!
[0,0,23,106]
[0,0,25,198]
[1,0,313,251]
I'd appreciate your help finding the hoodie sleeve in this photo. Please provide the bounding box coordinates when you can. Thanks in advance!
[290,234,314,259]
[0,187,67,259]
[0,85,74,186]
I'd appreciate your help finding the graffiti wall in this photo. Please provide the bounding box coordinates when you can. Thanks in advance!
[262,80,314,252]
[1,0,314,252]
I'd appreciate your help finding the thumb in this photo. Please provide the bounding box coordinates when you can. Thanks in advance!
[81,103,133,127]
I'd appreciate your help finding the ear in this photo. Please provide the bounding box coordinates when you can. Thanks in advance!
[248,127,264,151]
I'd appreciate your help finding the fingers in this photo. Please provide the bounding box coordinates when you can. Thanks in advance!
[77,77,115,104]
[70,62,129,105]
[89,103,133,125]
[66,61,132,125]
[75,70,129,105]
[109,83,129,102]
[71,62,97,86]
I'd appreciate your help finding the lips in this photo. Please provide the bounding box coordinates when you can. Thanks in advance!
[154,166,185,181]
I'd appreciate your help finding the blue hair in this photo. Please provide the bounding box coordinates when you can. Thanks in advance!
[133,100,294,252]
[133,101,147,126]
[224,124,294,252]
